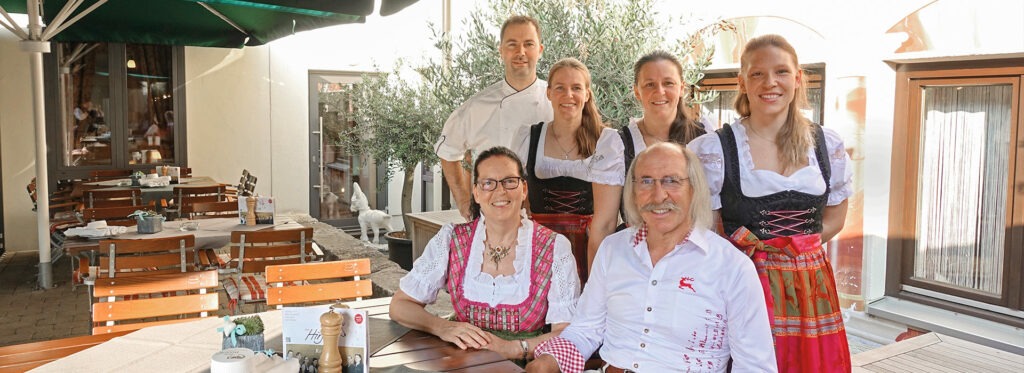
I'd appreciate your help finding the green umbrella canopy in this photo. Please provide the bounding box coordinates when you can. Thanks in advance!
[0,0,419,48]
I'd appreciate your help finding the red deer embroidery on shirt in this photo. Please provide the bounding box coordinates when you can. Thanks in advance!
[679,277,696,292]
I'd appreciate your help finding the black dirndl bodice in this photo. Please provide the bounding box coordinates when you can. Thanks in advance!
[525,123,594,215]
[717,123,831,240]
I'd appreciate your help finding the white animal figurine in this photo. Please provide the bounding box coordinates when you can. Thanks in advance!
[350,182,392,243]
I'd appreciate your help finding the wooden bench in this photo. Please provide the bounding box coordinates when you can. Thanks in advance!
[264,259,372,308]
[92,270,219,335]
[0,331,131,372]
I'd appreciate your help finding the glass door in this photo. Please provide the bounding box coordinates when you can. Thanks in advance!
[308,72,385,228]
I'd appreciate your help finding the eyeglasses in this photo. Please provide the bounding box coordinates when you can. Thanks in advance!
[476,177,523,191]
[633,176,689,191]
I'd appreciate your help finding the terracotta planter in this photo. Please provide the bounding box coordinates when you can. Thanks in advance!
[385,231,413,271]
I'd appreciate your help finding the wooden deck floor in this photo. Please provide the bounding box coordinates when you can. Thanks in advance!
[852,332,1024,372]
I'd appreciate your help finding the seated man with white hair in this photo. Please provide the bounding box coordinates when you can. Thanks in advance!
[527,142,776,373]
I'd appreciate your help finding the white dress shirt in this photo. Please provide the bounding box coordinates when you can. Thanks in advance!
[398,215,580,324]
[434,79,554,162]
[557,226,777,372]
[687,119,854,209]
[511,124,625,186]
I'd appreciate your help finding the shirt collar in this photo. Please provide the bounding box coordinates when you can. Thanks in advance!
[631,224,709,255]
[502,77,539,94]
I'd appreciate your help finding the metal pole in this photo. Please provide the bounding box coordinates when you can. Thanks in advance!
[23,0,53,289]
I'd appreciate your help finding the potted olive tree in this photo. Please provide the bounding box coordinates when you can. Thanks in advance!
[338,61,444,269]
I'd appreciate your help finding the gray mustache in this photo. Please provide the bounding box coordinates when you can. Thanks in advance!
[641,202,680,212]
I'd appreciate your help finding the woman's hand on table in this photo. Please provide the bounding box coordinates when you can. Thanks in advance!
[436,320,491,350]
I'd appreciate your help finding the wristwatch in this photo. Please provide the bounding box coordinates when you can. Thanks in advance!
[519,339,530,360]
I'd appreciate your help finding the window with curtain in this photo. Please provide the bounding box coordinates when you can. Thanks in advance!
[890,65,1024,317]
[914,84,1012,296]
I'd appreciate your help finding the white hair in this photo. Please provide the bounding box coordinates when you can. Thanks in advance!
[622,142,712,230]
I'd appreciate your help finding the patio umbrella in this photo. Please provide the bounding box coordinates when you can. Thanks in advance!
[0,0,418,289]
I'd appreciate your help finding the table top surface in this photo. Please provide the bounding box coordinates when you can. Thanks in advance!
[29,297,521,372]
[63,217,304,256]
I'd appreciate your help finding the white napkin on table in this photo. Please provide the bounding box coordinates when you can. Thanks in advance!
[65,224,128,238]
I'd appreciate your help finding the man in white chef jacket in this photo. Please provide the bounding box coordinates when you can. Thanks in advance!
[434,15,553,220]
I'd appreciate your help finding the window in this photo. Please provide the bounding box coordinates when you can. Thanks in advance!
[698,68,825,129]
[45,43,185,179]
[888,61,1024,321]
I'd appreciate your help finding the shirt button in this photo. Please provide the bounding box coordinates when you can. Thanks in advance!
[651,280,657,286]
[640,343,646,348]
[644,328,649,334]
[646,307,652,312]
[633,363,639,369]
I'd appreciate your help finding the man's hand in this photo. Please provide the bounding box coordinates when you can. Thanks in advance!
[435,320,491,350]
[526,354,560,372]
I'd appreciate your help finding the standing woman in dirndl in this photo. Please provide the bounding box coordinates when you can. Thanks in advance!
[688,34,854,372]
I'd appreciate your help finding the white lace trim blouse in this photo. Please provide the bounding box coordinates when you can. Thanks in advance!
[687,118,854,209]
[512,123,626,186]
[398,215,581,324]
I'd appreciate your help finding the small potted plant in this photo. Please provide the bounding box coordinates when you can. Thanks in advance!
[219,315,265,351]
[127,209,163,234]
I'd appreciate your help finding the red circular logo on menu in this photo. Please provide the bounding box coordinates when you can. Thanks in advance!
[355,314,364,324]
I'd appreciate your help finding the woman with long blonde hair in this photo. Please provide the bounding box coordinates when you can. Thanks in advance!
[512,57,622,284]
[688,34,854,372]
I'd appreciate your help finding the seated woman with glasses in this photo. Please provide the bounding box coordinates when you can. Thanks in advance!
[390,146,581,364]
[512,57,624,284]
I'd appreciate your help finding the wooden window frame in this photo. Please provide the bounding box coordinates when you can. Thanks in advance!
[887,59,1024,324]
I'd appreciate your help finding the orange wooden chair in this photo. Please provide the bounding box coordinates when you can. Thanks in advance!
[94,235,198,279]
[91,270,219,334]
[81,204,153,226]
[221,227,320,313]
[264,259,372,308]
[85,188,141,208]
[187,201,239,220]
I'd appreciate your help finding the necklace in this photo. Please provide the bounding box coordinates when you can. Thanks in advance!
[638,119,668,143]
[745,124,777,143]
[550,128,576,160]
[484,240,514,266]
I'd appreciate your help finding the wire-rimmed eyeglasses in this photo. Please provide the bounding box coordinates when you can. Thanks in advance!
[632,176,689,191]
[475,177,523,191]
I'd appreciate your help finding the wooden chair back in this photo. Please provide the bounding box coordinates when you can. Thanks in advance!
[88,169,131,181]
[85,188,141,208]
[227,227,316,274]
[174,184,226,214]
[81,205,148,226]
[188,201,239,219]
[264,259,372,307]
[91,270,219,334]
[95,235,196,279]
[26,178,81,219]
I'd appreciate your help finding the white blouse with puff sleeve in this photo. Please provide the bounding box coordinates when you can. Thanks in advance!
[687,120,854,210]
[511,123,625,186]
[398,215,581,325]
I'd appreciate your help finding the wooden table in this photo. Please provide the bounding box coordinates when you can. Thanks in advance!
[25,297,522,372]
[406,210,465,262]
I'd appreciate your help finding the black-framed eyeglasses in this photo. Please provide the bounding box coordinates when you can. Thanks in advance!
[633,176,689,191]
[476,177,523,191]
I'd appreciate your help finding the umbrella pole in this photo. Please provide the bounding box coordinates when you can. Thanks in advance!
[23,0,54,289]
[27,43,52,289]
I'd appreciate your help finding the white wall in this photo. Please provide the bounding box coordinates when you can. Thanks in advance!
[0,30,40,253]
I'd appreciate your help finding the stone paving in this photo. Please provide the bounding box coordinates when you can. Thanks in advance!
[0,214,452,347]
